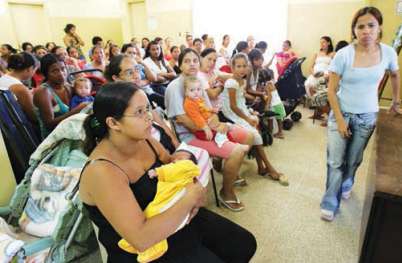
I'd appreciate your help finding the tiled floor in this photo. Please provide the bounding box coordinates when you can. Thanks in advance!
[206,106,373,263]
[98,106,373,263]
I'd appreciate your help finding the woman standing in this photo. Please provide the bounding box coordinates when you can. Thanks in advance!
[320,7,401,221]
[63,24,85,59]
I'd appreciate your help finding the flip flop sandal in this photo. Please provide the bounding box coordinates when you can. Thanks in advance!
[234,177,247,187]
[218,194,245,212]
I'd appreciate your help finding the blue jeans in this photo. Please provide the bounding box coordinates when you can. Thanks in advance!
[320,111,377,212]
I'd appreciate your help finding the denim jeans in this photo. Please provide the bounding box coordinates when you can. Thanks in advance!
[320,111,377,212]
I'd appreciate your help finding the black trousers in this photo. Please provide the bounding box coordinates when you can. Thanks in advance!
[107,208,257,263]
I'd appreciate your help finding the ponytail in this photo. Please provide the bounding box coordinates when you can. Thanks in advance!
[83,113,107,155]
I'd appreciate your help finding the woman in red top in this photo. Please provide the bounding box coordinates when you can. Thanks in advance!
[275,40,297,76]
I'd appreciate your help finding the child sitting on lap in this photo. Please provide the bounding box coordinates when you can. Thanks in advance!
[69,78,94,109]
[183,76,234,146]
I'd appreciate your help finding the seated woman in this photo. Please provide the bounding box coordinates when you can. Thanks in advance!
[104,54,178,146]
[0,52,37,123]
[218,35,231,65]
[143,40,176,96]
[198,48,226,109]
[165,49,254,212]
[0,44,17,70]
[105,54,165,110]
[84,46,106,78]
[79,82,257,262]
[33,54,88,139]
[67,46,86,69]
[221,53,288,186]
[275,40,297,76]
[231,41,250,57]
[163,37,173,61]
[168,46,181,75]
[108,44,121,63]
[305,36,335,123]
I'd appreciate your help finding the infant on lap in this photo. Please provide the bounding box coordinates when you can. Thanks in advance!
[118,144,205,263]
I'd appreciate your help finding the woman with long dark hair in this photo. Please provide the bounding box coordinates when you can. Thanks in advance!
[79,81,257,262]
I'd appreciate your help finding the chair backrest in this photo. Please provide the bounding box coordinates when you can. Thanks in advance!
[0,92,33,183]
[0,90,40,149]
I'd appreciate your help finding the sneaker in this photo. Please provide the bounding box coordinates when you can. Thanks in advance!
[320,209,335,221]
[342,190,352,200]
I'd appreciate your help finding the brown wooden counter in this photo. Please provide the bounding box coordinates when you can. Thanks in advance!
[359,109,402,263]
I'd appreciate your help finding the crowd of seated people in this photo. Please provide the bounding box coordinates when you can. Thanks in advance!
[0,6,398,261]
[0,25,351,262]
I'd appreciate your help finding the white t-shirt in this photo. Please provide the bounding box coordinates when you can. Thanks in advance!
[0,75,22,91]
[143,57,169,76]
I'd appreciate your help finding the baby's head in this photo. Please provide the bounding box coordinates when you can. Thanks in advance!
[184,76,202,100]
[73,77,92,97]
[172,149,197,164]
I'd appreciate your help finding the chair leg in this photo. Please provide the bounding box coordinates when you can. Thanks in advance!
[210,169,220,207]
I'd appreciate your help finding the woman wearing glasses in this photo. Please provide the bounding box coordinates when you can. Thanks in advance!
[79,82,256,262]
[105,53,165,109]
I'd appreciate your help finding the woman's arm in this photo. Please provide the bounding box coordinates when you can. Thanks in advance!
[205,86,223,100]
[33,88,87,130]
[389,70,401,114]
[138,59,157,83]
[83,163,204,252]
[147,137,172,164]
[310,53,317,74]
[327,72,350,138]
[160,64,176,80]
[73,33,85,46]
[9,84,37,123]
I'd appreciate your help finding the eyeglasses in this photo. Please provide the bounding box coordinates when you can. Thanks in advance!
[123,104,152,119]
[120,68,140,78]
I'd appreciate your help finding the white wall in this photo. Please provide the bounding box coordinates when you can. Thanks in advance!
[192,0,288,58]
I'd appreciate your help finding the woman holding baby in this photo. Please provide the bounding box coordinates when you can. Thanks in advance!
[78,81,256,262]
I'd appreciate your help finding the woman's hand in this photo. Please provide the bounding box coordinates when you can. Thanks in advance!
[216,123,229,134]
[337,117,351,138]
[185,181,206,207]
[247,116,258,127]
[204,127,214,141]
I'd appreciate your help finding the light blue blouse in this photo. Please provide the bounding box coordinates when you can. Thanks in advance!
[329,43,399,114]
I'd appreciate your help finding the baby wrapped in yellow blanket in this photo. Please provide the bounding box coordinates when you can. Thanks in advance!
[118,159,200,262]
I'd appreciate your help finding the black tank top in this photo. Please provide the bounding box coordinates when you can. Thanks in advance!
[81,139,201,262]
